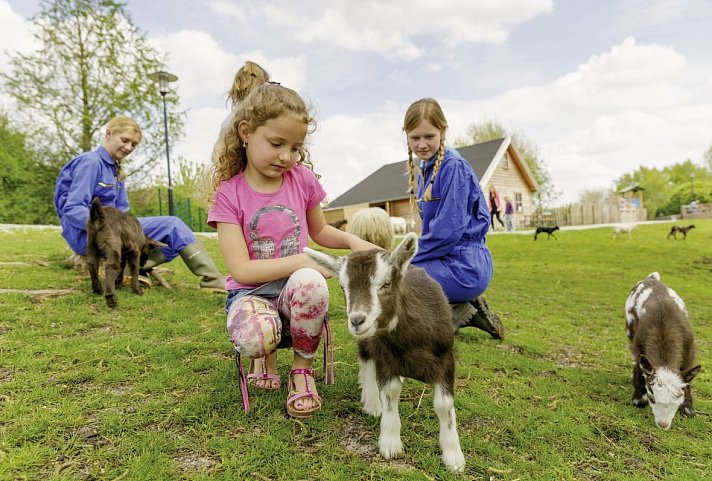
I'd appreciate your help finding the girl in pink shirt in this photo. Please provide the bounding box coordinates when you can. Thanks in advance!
[208,83,376,418]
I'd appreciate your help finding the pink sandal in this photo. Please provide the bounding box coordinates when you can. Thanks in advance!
[246,357,281,390]
[286,368,322,419]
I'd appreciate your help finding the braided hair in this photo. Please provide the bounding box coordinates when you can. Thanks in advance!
[403,98,448,210]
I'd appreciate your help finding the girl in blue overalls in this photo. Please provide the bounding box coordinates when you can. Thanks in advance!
[402,98,504,339]
[54,115,224,291]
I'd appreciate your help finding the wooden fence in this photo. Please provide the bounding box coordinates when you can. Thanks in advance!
[529,203,647,227]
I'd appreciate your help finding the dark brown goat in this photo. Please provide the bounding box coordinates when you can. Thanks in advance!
[305,233,465,472]
[624,272,701,430]
[534,225,559,240]
[86,197,165,308]
[667,224,695,239]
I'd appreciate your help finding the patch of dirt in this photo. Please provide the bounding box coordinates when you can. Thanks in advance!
[0,367,14,382]
[338,415,379,459]
[175,452,219,471]
[553,345,586,368]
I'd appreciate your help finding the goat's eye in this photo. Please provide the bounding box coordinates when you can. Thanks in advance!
[380,281,391,290]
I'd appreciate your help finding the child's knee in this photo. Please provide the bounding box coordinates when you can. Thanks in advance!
[286,268,329,305]
[227,295,281,358]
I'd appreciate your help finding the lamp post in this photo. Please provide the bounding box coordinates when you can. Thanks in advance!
[148,70,178,216]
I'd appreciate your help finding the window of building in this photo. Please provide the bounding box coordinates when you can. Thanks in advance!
[515,193,523,213]
[502,151,510,170]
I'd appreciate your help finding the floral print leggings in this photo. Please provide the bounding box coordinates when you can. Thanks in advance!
[226,268,329,360]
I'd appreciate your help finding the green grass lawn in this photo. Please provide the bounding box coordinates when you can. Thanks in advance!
[1,221,711,480]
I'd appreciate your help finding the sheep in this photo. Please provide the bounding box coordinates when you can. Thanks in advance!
[304,233,465,472]
[349,207,394,250]
[624,272,701,430]
[613,223,636,239]
[390,216,407,235]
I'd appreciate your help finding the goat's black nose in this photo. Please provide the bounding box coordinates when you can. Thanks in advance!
[350,313,366,327]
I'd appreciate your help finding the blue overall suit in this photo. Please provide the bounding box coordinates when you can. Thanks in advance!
[54,146,195,259]
[411,148,493,303]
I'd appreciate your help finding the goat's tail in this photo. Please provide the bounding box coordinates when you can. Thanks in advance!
[89,197,105,224]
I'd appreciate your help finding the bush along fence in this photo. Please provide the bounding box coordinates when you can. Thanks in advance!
[156,188,212,233]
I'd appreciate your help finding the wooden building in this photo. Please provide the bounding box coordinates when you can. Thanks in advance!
[324,137,539,231]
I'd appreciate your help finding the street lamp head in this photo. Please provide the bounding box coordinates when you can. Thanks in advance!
[689,171,695,179]
[148,70,178,95]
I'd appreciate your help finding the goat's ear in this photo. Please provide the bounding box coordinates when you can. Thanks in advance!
[682,365,701,383]
[145,235,168,248]
[303,247,343,275]
[639,354,653,376]
[390,232,418,273]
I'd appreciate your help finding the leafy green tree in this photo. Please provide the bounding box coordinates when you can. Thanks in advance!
[617,160,711,218]
[0,0,184,183]
[455,120,558,210]
[577,189,610,204]
[0,113,57,224]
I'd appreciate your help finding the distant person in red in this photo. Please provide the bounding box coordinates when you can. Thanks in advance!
[488,185,505,230]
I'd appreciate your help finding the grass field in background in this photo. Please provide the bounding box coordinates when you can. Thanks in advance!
[1,221,711,481]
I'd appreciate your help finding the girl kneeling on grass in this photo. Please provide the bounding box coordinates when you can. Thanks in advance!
[207,83,377,418]
[402,98,504,339]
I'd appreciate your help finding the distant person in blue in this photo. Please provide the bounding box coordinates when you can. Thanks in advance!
[402,98,504,339]
[54,115,225,291]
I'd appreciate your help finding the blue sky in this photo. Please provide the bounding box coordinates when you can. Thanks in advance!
[2,0,711,204]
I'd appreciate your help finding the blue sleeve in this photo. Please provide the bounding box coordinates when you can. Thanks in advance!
[412,162,471,262]
[62,158,101,231]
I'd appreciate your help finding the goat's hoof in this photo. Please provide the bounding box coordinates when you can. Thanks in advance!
[105,296,117,308]
[362,403,382,417]
[132,288,143,295]
[442,449,466,472]
[92,288,103,295]
[379,437,403,460]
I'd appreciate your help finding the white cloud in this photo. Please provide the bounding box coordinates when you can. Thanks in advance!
[209,0,553,59]
[0,1,37,110]
[302,36,712,205]
[439,37,712,203]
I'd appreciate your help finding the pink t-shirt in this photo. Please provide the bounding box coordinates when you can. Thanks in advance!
[207,164,326,291]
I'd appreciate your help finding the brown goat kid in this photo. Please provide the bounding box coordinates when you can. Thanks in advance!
[86,197,166,308]
[305,233,465,472]
[624,272,701,430]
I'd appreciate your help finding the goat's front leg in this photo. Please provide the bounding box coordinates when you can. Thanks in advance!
[378,376,403,460]
[680,384,696,417]
[631,363,647,407]
[127,251,142,295]
[433,383,465,472]
[104,253,120,308]
[86,248,103,295]
[359,357,381,416]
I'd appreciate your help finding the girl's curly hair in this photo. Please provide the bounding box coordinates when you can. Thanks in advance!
[208,84,317,205]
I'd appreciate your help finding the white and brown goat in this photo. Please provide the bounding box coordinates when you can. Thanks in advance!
[305,233,465,472]
[624,272,701,430]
